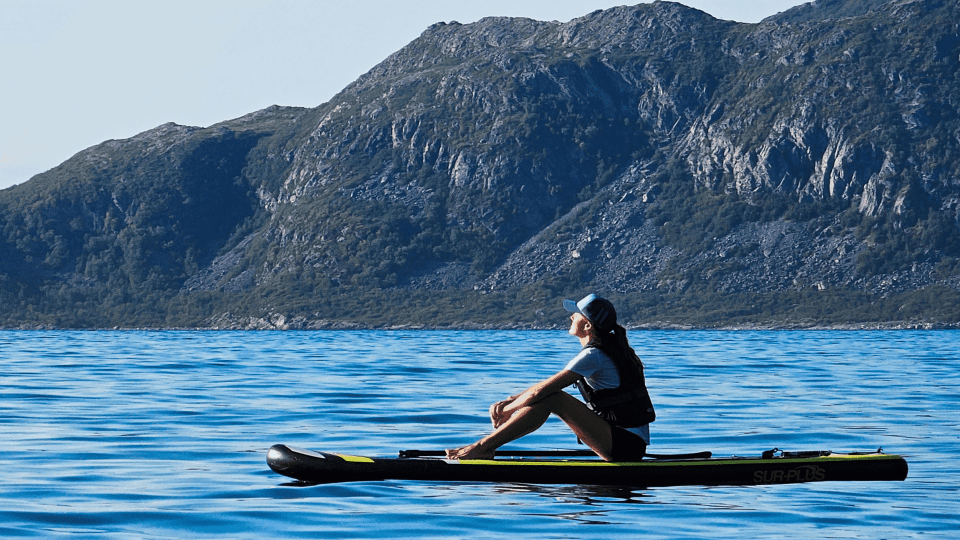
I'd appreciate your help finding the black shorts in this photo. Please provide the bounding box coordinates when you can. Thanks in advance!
[610,426,647,462]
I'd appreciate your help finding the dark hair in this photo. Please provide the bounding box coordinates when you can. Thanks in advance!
[586,323,645,384]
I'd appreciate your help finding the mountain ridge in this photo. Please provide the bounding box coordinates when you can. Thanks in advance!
[2,0,959,329]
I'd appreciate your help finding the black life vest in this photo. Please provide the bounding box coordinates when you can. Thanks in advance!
[575,346,656,428]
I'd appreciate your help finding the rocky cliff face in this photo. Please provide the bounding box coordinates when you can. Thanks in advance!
[2,0,959,328]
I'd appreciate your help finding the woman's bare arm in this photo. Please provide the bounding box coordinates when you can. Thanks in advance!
[491,370,581,428]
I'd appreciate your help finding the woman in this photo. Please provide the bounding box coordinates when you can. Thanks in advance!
[446,294,655,461]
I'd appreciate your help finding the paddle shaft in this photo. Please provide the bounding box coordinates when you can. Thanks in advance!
[399,449,712,459]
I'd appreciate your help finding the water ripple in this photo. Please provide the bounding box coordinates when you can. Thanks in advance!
[0,330,958,538]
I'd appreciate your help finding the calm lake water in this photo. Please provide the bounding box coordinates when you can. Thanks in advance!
[1,330,958,538]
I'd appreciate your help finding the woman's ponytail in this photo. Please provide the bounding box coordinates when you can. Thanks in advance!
[589,323,643,381]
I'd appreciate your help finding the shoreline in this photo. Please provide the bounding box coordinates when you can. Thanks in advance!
[3,321,958,331]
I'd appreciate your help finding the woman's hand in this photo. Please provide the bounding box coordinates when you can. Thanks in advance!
[489,398,514,428]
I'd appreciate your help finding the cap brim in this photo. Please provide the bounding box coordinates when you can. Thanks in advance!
[562,299,581,314]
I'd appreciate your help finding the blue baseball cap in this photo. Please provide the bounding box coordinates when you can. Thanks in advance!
[563,294,617,331]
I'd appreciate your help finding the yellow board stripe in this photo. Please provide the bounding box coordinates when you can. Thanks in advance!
[333,453,375,463]
[458,454,901,467]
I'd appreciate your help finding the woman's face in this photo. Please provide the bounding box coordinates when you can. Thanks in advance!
[568,313,592,339]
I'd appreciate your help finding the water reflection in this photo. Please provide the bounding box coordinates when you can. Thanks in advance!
[493,482,654,504]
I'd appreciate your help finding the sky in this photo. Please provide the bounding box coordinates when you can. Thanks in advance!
[0,0,808,191]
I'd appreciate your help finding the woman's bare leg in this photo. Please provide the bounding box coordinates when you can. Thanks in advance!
[446,392,614,460]
[446,401,552,459]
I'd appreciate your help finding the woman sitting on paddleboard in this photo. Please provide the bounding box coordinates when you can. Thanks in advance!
[446,294,655,461]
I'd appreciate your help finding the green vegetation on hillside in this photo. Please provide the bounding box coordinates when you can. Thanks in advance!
[2,1,959,329]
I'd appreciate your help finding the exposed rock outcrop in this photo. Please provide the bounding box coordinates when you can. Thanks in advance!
[2,0,958,328]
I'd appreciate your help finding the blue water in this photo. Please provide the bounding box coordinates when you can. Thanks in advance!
[1,330,958,538]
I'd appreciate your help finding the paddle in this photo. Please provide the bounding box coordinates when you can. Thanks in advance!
[399,449,712,459]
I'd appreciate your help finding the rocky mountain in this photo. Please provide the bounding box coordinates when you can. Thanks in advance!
[2,0,959,329]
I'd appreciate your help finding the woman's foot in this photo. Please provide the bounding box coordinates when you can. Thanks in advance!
[445,441,496,460]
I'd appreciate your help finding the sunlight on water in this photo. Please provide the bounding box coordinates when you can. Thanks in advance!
[0,330,957,538]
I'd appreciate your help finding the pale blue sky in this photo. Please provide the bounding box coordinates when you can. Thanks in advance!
[0,0,807,190]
